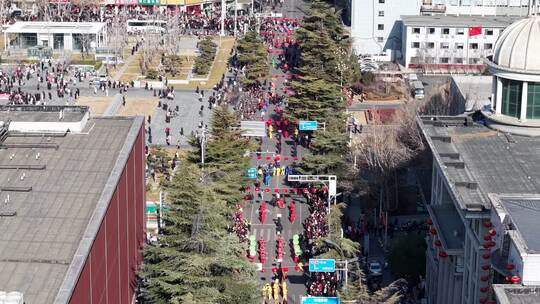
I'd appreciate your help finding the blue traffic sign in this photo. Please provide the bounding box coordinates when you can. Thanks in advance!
[299,120,318,131]
[301,297,339,304]
[309,259,336,272]
[247,168,257,179]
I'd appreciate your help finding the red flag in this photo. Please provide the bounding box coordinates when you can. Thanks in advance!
[469,26,482,36]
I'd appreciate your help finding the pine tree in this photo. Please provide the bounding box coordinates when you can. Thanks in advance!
[140,107,260,304]
[237,31,269,87]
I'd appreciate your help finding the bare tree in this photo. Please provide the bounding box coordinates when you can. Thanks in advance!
[352,101,424,212]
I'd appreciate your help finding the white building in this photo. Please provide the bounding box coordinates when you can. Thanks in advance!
[350,0,421,59]
[4,22,107,52]
[349,0,537,59]
[401,15,517,72]
[418,16,540,304]
[421,0,534,16]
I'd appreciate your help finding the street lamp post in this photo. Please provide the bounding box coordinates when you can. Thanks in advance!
[220,0,226,36]
[197,125,207,166]
[234,0,238,37]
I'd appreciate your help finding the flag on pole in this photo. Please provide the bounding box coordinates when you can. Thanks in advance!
[468,26,482,36]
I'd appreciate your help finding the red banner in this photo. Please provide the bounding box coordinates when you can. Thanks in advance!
[469,26,482,36]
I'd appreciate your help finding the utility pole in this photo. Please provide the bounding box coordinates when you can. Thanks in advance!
[220,0,226,36]
[198,126,207,166]
[234,0,238,37]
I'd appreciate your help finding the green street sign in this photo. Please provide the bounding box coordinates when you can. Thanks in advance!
[138,0,160,5]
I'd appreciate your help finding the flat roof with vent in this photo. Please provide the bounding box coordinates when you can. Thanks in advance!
[419,116,540,211]
[4,22,105,35]
[401,15,519,28]
[0,107,142,304]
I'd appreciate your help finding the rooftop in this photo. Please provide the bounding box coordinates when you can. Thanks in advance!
[494,284,540,304]
[498,198,540,253]
[418,116,540,211]
[5,22,105,35]
[401,15,519,28]
[0,111,142,303]
[450,75,492,112]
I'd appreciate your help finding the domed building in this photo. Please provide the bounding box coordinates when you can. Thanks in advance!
[485,16,540,136]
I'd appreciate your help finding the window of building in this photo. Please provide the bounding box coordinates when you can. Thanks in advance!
[412,42,420,48]
[456,28,465,35]
[470,43,479,49]
[440,42,449,49]
[456,43,464,49]
[501,78,523,118]
[376,37,384,43]
[378,24,384,30]
[412,27,421,34]
[379,0,385,3]
[440,57,449,63]
[469,58,480,64]
[455,57,463,64]
[428,27,435,34]
[378,10,384,16]
[486,29,494,35]
[527,82,540,119]
[442,28,450,35]
[426,42,435,49]
[484,43,493,49]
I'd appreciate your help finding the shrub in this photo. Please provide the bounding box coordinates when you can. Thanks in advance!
[361,71,375,86]
[146,68,158,79]
[193,37,217,76]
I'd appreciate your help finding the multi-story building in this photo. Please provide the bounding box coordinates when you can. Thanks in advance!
[421,0,534,16]
[350,0,421,59]
[418,16,540,304]
[350,0,537,60]
[401,15,517,72]
[0,105,146,304]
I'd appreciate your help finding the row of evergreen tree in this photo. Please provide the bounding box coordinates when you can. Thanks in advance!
[139,107,260,304]
[288,2,403,302]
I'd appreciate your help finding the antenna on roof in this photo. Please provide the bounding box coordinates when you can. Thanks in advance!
[9,153,14,160]
[20,173,25,181]
[36,152,40,160]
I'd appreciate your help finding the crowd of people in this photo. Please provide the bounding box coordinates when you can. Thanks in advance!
[301,190,329,240]
[232,206,250,243]
[307,272,338,297]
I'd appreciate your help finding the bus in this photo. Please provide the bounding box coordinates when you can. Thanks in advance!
[411,80,425,100]
[126,19,167,34]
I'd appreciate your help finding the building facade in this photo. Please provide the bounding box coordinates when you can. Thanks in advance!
[350,0,421,58]
[401,15,517,71]
[422,0,533,16]
[60,119,146,304]
[419,16,540,304]
[0,106,146,304]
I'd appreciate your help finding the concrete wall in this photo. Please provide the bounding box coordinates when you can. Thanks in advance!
[68,125,146,304]
[351,0,420,56]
